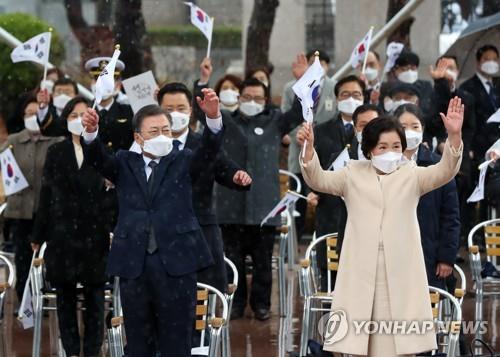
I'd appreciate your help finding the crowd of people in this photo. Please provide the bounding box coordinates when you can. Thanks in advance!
[1,41,499,356]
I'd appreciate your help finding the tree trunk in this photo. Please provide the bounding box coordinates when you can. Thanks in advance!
[96,0,113,25]
[245,0,280,74]
[113,0,153,78]
[386,0,414,48]
[457,0,473,21]
[64,0,114,68]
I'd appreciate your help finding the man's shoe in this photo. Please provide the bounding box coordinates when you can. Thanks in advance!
[230,307,244,320]
[254,308,270,321]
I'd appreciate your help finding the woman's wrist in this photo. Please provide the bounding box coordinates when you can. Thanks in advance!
[448,133,462,150]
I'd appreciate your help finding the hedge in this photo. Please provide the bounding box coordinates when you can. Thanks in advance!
[148,25,241,48]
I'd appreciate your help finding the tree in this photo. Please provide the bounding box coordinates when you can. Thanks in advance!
[64,0,114,67]
[245,0,280,74]
[113,0,153,77]
[482,0,500,17]
[386,0,414,47]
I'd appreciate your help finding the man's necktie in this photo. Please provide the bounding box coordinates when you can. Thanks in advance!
[344,123,354,139]
[173,140,182,152]
[487,81,498,110]
[147,161,158,254]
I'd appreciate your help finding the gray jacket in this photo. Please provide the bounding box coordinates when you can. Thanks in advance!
[281,77,337,174]
[4,130,63,220]
[215,103,303,226]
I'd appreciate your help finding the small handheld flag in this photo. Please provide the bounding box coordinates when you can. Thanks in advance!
[18,251,36,329]
[349,27,374,73]
[0,148,29,196]
[93,45,121,108]
[184,2,214,58]
[261,192,301,226]
[10,31,51,66]
[329,147,351,171]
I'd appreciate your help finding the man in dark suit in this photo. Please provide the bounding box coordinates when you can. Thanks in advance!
[305,104,381,290]
[430,55,476,240]
[156,82,252,293]
[81,92,224,357]
[460,44,499,160]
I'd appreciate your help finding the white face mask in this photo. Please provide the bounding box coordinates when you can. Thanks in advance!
[169,111,190,133]
[40,79,54,94]
[53,94,72,111]
[142,134,173,158]
[337,97,363,115]
[24,115,40,132]
[239,100,264,117]
[405,129,423,150]
[364,67,379,81]
[391,99,413,112]
[356,131,362,143]
[219,89,239,106]
[371,151,402,174]
[481,60,499,76]
[397,69,418,84]
[67,117,84,136]
[446,69,458,82]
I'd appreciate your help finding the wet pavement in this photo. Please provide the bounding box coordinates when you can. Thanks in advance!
[4,243,500,357]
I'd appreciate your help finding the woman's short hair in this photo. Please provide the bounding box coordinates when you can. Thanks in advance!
[214,74,243,95]
[60,96,91,121]
[393,103,424,127]
[361,116,407,159]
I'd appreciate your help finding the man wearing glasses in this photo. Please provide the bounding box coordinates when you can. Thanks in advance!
[196,78,303,320]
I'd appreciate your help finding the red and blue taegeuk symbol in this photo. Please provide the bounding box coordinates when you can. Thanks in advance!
[196,9,206,22]
[6,163,13,178]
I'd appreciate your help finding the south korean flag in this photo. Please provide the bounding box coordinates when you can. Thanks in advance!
[0,148,29,196]
[10,32,51,65]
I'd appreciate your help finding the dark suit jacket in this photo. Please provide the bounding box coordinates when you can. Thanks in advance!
[431,78,475,182]
[460,74,500,157]
[41,100,134,152]
[185,130,247,225]
[416,146,460,289]
[83,127,224,279]
[312,115,352,237]
[33,139,109,285]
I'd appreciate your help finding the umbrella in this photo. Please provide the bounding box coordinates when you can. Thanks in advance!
[445,12,500,82]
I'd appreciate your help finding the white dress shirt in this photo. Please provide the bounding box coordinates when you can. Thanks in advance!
[174,129,189,151]
[143,156,161,180]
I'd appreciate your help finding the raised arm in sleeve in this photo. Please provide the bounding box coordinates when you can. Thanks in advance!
[416,139,463,196]
[82,137,120,183]
[300,149,347,197]
[190,126,225,182]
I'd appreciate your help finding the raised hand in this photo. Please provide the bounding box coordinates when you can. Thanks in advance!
[200,57,213,84]
[440,96,464,136]
[233,170,252,186]
[297,122,315,162]
[196,88,221,119]
[292,53,308,80]
[82,108,100,133]
[429,58,449,80]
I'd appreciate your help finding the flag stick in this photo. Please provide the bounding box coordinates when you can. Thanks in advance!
[301,50,320,158]
[361,27,374,74]
[287,190,307,200]
[206,17,214,58]
[41,28,53,90]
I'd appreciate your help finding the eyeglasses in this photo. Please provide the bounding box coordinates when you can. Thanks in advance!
[240,94,266,103]
[338,91,363,100]
[141,127,171,138]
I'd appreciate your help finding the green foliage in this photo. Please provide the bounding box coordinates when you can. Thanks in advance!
[148,25,241,49]
[0,12,65,116]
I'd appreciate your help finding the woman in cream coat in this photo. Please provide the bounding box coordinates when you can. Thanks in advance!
[298,97,464,356]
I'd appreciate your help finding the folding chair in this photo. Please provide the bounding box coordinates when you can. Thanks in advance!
[429,286,462,357]
[191,283,229,357]
[298,233,338,357]
[0,253,15,356]
[467,218,500,345]
[453,264,466,306]
[31,242,116,357]
[107,276,124,357]
[221,256,238,357]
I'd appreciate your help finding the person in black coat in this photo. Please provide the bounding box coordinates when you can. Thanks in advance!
[32,97,109,357]
[430,55,476,240]
[460,44,500,160]
[307,104,381,291]
[156,82,252,293]
[196,78,303,321]
[395,104,460,289]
